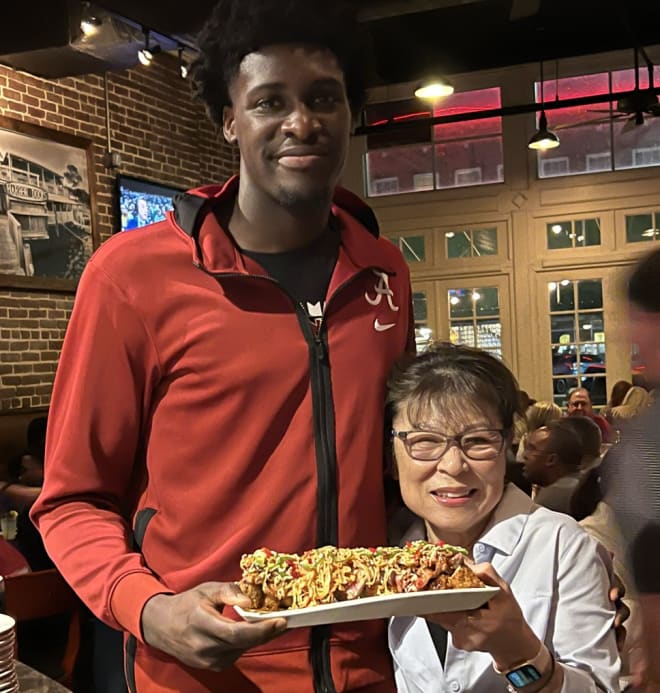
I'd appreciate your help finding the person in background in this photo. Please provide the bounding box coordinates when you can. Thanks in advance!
[570,466,642,688]
[515,400,562,461]
[30,1,413,691]
[555,415,603,470]
[0,416,51,571]
[511,389,536,456]
[609,385,651,423]
[567,386,613,443]
[124,196,153,229]
[602,380,633,422]
[387,342,619,692]
[520,420,584,515]
[603,248,660,692]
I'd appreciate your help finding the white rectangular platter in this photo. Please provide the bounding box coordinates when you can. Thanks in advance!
[235,586,499,629]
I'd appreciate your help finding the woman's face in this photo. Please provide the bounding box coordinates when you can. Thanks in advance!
[392,399,506,549]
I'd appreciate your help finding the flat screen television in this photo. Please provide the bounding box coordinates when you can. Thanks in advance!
[116,175,184,232]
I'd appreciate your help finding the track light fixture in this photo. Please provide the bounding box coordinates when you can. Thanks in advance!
[178,46,189,79]
[137,28,161,67]
[528,60,560,150]
[80,2,102,37]
[414,76,454,99]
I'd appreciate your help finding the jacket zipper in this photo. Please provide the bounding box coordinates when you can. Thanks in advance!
[198,268,376,693]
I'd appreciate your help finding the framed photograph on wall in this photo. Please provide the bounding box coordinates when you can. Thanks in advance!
[0,115,99,292]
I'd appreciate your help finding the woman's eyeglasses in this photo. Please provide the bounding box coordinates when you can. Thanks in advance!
[391,428,506,463]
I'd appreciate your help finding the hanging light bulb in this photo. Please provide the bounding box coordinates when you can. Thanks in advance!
[528,60,560,150]
[414,77,454,99]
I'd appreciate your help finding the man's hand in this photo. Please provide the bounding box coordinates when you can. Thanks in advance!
[141,581,287,671]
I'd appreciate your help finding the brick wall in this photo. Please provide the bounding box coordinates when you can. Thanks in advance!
[0,54,238,411]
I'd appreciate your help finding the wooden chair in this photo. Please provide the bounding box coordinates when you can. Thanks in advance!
[1,568,84,689]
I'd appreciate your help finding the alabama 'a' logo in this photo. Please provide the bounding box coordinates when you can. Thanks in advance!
[365,271,399,333]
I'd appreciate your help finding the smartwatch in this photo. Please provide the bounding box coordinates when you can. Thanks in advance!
[493,644,554,692]
[505,664,543,689]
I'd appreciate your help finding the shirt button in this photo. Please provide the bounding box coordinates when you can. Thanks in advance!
[449,681,461,692]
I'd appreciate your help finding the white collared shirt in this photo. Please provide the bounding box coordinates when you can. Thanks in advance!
[389,484,620,692]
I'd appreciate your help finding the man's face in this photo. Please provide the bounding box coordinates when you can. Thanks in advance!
[137,198,149,221]
[521,428,554,486]
[567,389,592,417]
[223,44,352,210]
[631,306,660,387]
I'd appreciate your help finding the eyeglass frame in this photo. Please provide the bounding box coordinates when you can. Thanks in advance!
[390,427,508,463]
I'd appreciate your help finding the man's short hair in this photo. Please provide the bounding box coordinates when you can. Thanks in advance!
[189,0,371,125]
[544,420,583,469]
[554,416,601,460]
[627,248,660,312]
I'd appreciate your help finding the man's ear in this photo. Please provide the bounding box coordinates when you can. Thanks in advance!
[545,451,559,468]
[222,105,237,144]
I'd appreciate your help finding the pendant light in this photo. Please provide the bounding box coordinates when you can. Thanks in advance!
[528,60,560,150]
[414,77,454,99]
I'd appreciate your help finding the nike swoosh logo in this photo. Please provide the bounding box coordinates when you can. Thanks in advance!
[374,319,396,332]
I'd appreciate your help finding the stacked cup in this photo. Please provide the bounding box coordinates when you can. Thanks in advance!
[0,614,18,692]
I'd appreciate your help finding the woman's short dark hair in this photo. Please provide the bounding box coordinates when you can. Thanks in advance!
[189,0,371,125]
[386,342,521,431]
[627,248,660,312]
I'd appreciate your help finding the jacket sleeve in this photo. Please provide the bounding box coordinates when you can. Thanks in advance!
[552,526,621,692]
[30,260,172,639]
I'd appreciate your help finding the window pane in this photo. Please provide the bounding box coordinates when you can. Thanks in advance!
[475,318,501,352]
[365,144,433,197]
[446,231,472,258]
[626,213,656,243]
[577,280,603,309]
[553,377,579,407]
[435,138,503,190]
[450,321,475,346]
[551,314,575,343]
[614,118,660,171]
[474,287,499,316]
[449,289,473,318]
[391,234,426,263]
[578,312,604,342]
[432,88,502,140]
[580,218,601,246]
[549,281,575,311]
[473,228,498,256]
[547,221,572,249]
[412,291,428,324]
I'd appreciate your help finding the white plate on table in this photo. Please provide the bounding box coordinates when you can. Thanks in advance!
[235,586,499,629]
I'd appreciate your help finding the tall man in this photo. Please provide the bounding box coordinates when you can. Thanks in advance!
[603,249,660,691]
[30,1,413,691]
[567,386,613,443]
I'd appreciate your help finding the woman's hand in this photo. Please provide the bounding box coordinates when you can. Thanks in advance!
[427,563,541,671]
[141,581,287,671]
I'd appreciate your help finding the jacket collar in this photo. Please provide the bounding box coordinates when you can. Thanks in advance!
[169,175,398,276]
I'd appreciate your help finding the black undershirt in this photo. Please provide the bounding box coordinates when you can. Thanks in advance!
[241,228,340,320]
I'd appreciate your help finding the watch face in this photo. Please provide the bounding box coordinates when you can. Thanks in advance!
[506,664,543,688]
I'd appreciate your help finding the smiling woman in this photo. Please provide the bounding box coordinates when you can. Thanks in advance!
[386,342,620,692]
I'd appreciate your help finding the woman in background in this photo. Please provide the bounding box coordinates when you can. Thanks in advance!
[609,385,650,422]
